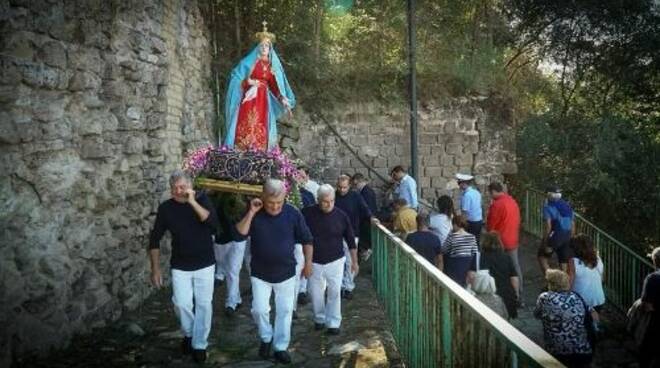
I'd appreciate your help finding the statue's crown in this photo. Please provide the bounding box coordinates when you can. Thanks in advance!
[255,21,276,43]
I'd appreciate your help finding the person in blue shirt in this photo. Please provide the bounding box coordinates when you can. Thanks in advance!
[391,165,418,210]
[295,185,316,310]
[335,175,375,299]
[303,184,358,335]
[300,186,315,208]
[351,173,378,261]
[538,185,575,274]
[235,179,313,364]
[405,212,443,267]
[456,173,483,245]
[149,170,219,363]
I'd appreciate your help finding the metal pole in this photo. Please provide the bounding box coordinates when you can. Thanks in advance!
[407,0,419,184]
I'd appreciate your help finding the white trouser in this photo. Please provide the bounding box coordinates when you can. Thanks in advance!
[171,265,215,349]
[341,237,359,291]
[213,240,246,308]
[250,275,296,352]
[309,257,346,328]
[243,238,251,276]
[213,242,230,281]
[293,244,308,311]
[294,243,308,294]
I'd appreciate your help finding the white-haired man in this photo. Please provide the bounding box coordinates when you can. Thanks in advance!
[302,184,357,335]
[149,170,219,363]
[235,179,313,364]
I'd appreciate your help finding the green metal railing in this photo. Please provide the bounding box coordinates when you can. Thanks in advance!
[371,223,563,368]
[520,189,655,312]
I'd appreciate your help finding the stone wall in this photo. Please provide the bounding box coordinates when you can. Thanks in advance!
[281,97,517,205]
[0,0,214,363]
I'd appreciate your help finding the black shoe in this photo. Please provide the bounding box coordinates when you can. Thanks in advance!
[259,340,272,359]
[225,306,236,317]
[326,328,340,335]
[181,336,192,355]
[314,322,325,331]
[292,311,298,320]
[273,350,292,364]
[214,278,224,286]
[192,349,207,363]
[297,292,308,305]
[341,290,353,300]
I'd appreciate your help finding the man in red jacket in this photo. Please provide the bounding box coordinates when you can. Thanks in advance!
[486,182,522,297]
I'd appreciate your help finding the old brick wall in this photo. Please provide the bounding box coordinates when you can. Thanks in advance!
[281,97,516,205]
[0,0,214,363]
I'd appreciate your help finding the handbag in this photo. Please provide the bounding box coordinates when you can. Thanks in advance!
[574,292,597,347]
[468,252,496,294]
[627,298,652,347]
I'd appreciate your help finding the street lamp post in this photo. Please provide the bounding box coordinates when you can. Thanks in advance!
[407,0,419,185]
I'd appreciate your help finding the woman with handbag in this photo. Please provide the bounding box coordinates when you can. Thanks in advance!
[469,251,509,319]
[469,231,520,319]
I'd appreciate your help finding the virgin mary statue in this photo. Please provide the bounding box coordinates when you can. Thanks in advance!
[223,22,296,151]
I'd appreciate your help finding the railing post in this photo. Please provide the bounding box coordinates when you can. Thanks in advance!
[525,190,530,231]
[441,288,452,368]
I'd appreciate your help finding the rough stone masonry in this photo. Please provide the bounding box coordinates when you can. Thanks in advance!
[0,0,215,364]
[280,99,517,204]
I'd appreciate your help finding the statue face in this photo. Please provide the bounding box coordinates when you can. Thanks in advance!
[259,41,270,58]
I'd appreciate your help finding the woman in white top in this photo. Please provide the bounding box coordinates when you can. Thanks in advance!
[430,195,453,244]
[568,234,605,329]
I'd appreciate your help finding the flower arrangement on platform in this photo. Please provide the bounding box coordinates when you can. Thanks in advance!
[182,145,304,207]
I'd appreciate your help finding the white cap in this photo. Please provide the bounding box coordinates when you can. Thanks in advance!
[455,173,474,181]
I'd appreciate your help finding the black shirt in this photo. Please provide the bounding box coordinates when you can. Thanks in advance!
[642,270,660,311]
[360,185,378,214]
[234,204,313,283]
[300,187,316,208]
[471,250,518,318]
[302,205,356,264]
[406,231,442,265]
[335,190,372,238]
[149,193,219,271]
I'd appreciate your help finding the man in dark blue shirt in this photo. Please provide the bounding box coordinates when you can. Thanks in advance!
[352,173,378,262]
[303,184,357,335]
[335,175,375,299]
[300,186,315,208]
[235,179,313,364]
[295,184,316,309]
[149,170,219,363]
[405,212,442,267]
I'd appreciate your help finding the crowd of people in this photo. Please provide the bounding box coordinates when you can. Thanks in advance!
[148,167,659,367]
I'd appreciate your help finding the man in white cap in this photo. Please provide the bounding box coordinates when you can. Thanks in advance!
[456,173,483,245]
[537,185,575,274]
